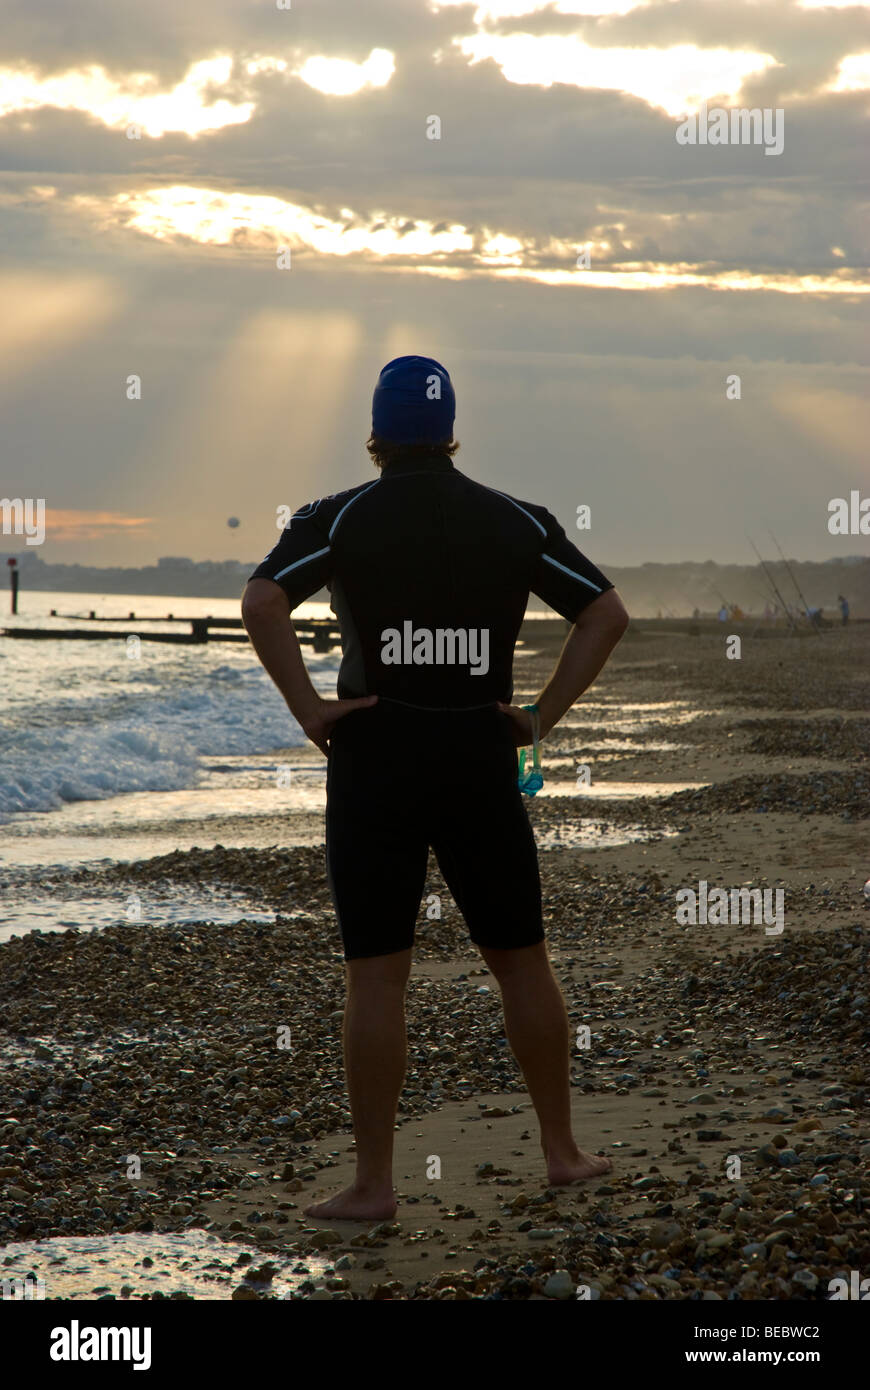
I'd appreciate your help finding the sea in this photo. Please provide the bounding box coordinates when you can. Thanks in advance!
[0,592,341,937]
[0,592,697,939]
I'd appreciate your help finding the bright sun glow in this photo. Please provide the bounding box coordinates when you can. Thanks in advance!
[455,34,778,116]
[60,184,870,297]
[824,51,870,92]
[0,57,254,137]
[296,48,395,96]
[80,185,473,258]
[245,57,288,76]
[0,49,397,136]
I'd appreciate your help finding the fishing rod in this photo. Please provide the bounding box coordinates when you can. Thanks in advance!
[746,538,789,616]
[746,535,800,634]
[767,529,819,633]
[703,579,731,609]
[680,589,712,618]
[743,584,789,618]
[740,576,791,615]
[698,578,787,622]
[702,579,748,616]
[755,588,789,616]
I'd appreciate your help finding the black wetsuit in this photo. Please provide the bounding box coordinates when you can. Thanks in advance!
[250,452,614,958]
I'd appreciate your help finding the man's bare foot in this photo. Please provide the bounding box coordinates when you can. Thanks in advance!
[304,1182,397,1223]
[545,1148,613,1186]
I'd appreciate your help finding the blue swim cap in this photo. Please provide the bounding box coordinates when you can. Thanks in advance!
[371,355,455,444]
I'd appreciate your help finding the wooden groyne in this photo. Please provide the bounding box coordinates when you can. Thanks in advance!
[3,612,853,650]
[0,616,342,651]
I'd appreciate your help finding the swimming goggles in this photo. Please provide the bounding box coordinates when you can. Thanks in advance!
[517,703,544,796]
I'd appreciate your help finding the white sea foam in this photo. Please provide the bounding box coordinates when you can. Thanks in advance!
[0,641,336,822]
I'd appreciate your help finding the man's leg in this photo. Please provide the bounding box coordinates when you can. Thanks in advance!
[305,948,412,1222]
[479,940,611,1185]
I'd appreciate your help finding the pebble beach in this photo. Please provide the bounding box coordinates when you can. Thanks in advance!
[1,620,868,1301]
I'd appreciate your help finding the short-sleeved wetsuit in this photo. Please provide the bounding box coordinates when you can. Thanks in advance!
[249,452,614,958]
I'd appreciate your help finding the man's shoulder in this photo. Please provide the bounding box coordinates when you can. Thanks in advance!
[291,477,381,528]
[459,474,552,537]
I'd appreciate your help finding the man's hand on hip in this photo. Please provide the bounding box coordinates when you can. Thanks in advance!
[301,694,379,755]
[496,702,542,745]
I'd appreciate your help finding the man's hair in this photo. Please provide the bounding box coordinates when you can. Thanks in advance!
[366,434,460,472]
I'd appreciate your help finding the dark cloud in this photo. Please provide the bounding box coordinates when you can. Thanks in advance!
[1,0,867,565]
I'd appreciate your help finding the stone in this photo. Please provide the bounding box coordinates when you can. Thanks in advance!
[543,1270,575,1300]
[648,1220,682,1249]
[777,1149,801,1167]
[307,1229,342,1250]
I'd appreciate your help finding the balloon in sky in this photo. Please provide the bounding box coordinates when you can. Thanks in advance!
[227,517,241,529]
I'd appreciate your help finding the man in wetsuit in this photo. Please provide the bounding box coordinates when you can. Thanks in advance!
[242,356,629,1221]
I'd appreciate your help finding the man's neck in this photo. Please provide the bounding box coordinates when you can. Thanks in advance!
[380,451,456,475]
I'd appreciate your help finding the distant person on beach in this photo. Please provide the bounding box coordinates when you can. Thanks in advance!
[718,604,728,622]
[242,355,629,1221]
[838,594,849,626]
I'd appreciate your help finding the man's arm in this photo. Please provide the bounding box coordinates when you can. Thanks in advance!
[242,578,375,755]
[534,588,629,736]
[498,588,629,742]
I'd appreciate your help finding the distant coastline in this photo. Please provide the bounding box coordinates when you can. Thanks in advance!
[1,550,867,618]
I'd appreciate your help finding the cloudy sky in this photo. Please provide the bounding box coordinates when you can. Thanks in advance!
[1,0,867,569]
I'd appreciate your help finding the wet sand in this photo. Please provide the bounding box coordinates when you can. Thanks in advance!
[1,622,867,1299]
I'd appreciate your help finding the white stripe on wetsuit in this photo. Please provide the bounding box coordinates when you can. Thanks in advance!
[273,479,380,580]
[273,546,329,582]
[487,488,547,537]
[487,487,601,592]
[542,552,603,592]
[328,479,381,541]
